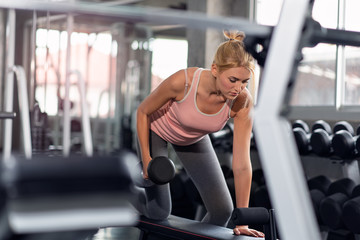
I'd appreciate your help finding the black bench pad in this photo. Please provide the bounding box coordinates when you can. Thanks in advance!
[137,215,263,240]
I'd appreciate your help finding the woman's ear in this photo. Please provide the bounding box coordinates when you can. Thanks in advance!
[211,63,217,77]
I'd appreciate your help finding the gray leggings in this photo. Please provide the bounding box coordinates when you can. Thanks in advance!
[134,131,233,227]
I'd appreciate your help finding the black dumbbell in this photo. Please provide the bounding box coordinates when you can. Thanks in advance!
[308,175,332,194]
[292,120,311,155]
[342,185,360,234]
[307,175,332,225]
[319,178,356,230]
[135,156,176,187]
[292,120,331,155]
[231,207,277,240]
[332,124,360,159]
[310,120,353,157]
[292,119,310,132]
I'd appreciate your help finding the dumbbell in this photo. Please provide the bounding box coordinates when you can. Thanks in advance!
[292,120,331,155]
[332,124,360,159]
[135,156,176,187]
[231,207,277,240]
[319,178,357,230]
[310,120,353,157]
[292,120,311,155]
[342,185,360,234]
[307,175,332,224]
[292,119,310,132]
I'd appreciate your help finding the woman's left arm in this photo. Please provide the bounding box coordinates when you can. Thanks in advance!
[231,91,264,237]
[232,103,252,209]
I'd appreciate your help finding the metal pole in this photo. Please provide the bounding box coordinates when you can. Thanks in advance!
[43,11,50,112]
[253,1,321,240]
[335,0,345,110]
[105,38,114,153]
[93,89,108,150]
[12,66,32,159]
[3,9,16,161]
[71,70,93,157]
[54,27,63,148]
[29,11,37,111]
[62,13,73,157]
[0,0,272,39]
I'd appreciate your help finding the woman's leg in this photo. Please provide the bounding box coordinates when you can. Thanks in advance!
[134,131,172,220]
[172,135,233,227]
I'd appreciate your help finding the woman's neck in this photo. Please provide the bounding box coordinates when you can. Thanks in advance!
[202,70,225,100]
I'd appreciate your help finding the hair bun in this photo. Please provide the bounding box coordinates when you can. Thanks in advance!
[223,30,245,42]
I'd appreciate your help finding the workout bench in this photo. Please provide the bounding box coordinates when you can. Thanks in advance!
[138,212,276,240]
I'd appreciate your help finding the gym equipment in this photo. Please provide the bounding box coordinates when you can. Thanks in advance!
[319,178,356,230]
[308,175,332,195]
[333,121,354,135]
[312,120,332,135]
[232,208,277,240]
[292,119,331,155]
[292,119,310,133]
[135,156,176,188]
[0,112,16,119]
[136,157,275,240]
[310,120,353,157]
[0,150,139,238]
[137,207,275,240]
[307,175,332,224]
[30,103,49,151]
[307,120,333,156]
[332,124,360,159]
[342,185,360,234]
[292,127,310,155]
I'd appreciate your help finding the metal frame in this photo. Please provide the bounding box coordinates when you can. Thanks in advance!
[3,9,16,160]
[0,0,271,38]
[69,70,94,157]
[62,13,73,157]
[3,10,32,160]
[253,1,321,240]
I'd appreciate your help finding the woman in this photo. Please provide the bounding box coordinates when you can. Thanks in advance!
[136,30,264,237]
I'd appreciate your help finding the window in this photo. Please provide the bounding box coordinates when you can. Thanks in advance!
[150,38,188,91]
[256,0,359,108]
[256,0,283,26]
[35,29,113,117]
[291,0,338,106]
[343,0,360,106]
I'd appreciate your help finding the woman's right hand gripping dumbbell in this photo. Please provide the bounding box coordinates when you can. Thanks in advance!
[137,156,176,188]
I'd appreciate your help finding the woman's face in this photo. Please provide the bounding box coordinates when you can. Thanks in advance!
[213,66,251,99]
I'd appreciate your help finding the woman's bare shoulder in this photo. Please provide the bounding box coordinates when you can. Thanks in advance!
[231,88,253,117]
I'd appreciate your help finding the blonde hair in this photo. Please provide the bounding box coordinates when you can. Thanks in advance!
[213,30,255,74]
